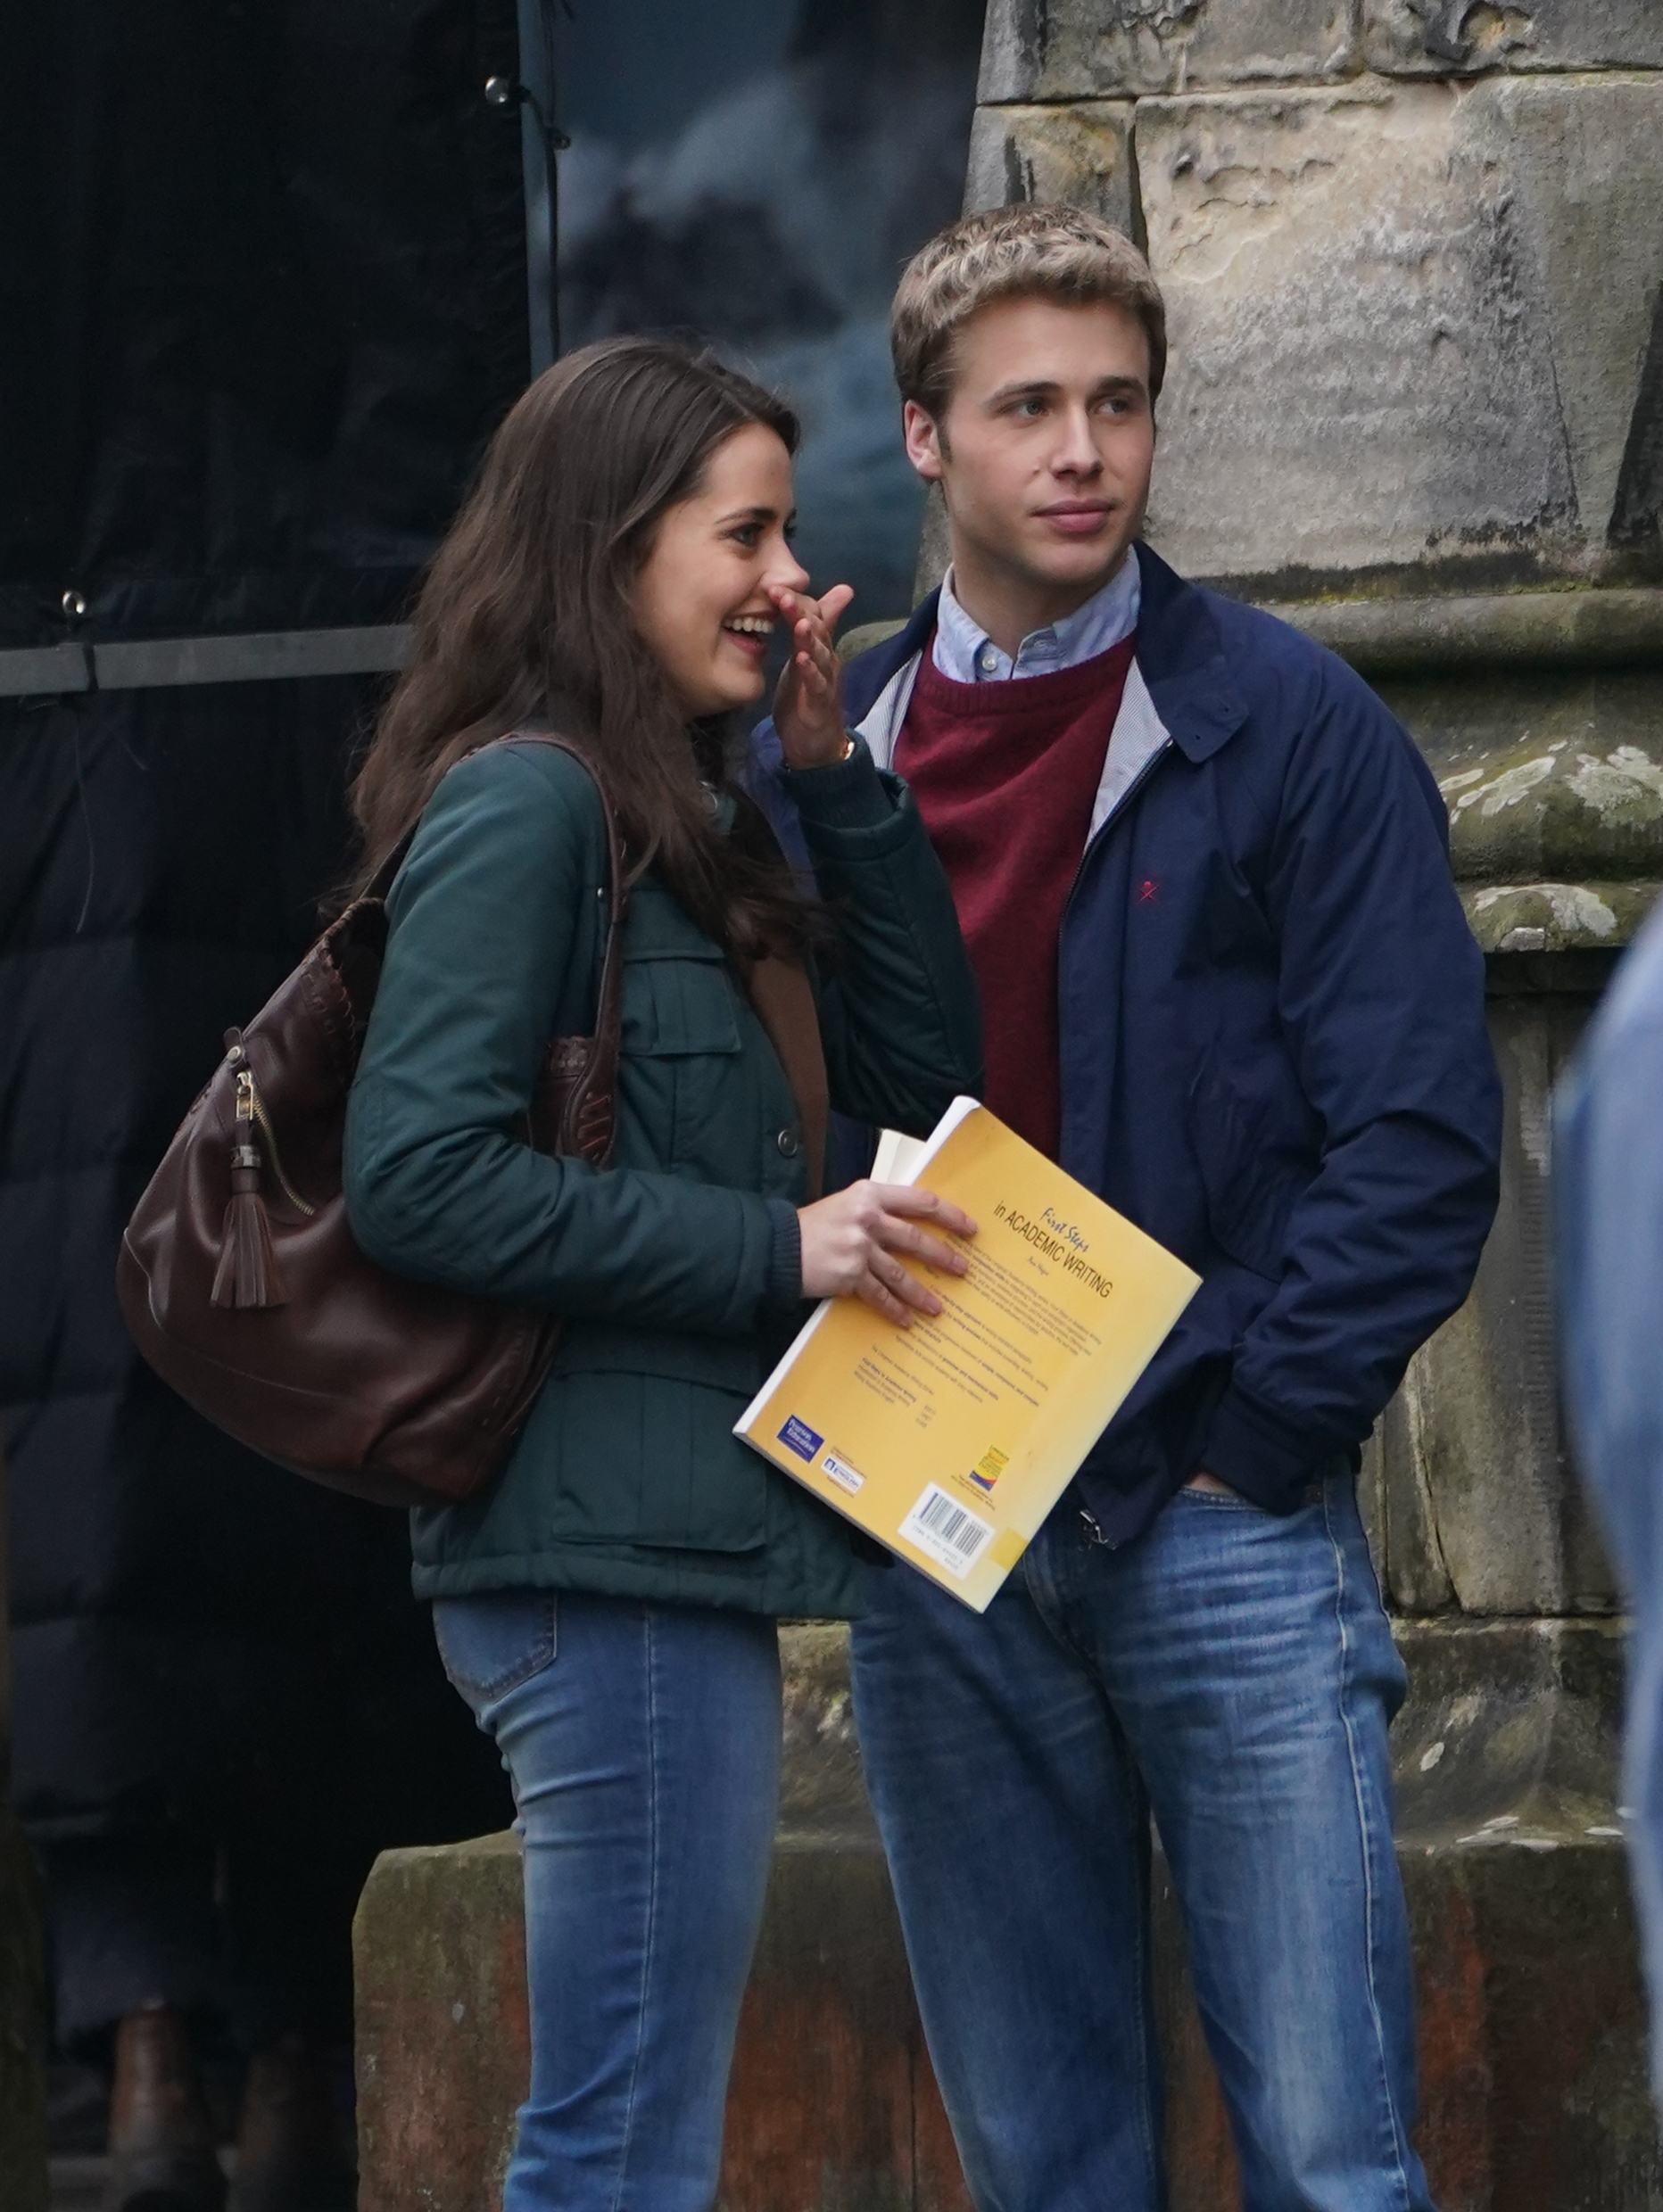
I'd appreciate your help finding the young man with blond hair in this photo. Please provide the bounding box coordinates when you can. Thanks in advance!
[756,202,1502,2209]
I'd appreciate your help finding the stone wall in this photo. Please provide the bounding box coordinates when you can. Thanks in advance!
[357,1621,1657,2212]
[972,0,1663,599]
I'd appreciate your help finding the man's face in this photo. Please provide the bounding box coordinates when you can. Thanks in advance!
[905,295,1156,613]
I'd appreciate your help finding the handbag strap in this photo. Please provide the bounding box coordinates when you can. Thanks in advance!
[501,730,629,1046]
[498,732,628,1165]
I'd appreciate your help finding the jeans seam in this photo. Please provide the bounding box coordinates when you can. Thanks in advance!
[1128,1787,1162,2201]
[609,1607,660,2212]
[1026,1540,1162,2196]
[434,1593,558,1703]
[1325,1486,1415,2212]
[1022,1530,1098,1671]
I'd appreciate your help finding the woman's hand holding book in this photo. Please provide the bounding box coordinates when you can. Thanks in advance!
[798,1180,978,1327]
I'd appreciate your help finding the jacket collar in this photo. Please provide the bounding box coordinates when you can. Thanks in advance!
[1128,542,1249,764]
[843,541,1253,802]
[846,547,1248,764]
[844,590,939,736]
[848,583,1168,854]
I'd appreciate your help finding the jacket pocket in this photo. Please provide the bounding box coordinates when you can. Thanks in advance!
[536,1368,770,1555]
[620,948,747,1173]
[1187,1062,1301,1282]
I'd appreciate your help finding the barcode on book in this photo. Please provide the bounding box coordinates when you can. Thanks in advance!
[898,1483,994,1580]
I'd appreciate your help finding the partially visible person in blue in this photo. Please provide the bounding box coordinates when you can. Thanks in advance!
[340,338,980,2212]
[1557,899,1663,2101]
[752,204,1503,2212]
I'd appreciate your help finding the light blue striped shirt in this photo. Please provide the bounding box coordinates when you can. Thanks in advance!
[932,555,1141,682]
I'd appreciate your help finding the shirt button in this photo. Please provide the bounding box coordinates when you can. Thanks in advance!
[977,644,998,675]
[776,1127,800,1158]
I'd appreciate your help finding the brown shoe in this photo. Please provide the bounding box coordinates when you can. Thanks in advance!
[103,2001,227,2212]
[227,2035,353,2212]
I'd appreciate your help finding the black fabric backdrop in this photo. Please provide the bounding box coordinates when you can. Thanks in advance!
[0,0,529,1873]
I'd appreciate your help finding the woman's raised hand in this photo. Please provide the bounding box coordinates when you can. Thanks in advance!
[771,582,856,769]
[798,1181,978,1326]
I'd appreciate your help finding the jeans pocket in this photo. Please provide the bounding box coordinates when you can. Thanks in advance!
[433,1592,559,1704]
[1176,1481,1266,1514]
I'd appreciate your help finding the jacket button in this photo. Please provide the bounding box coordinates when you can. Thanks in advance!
[776,1127,800,1158]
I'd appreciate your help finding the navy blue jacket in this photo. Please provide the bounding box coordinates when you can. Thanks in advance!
[750,542,1502,1540]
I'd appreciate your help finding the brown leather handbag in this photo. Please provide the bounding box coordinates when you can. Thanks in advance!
[116,734,627,1510]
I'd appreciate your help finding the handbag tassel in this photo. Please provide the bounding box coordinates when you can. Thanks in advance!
[211,1148,286,1309]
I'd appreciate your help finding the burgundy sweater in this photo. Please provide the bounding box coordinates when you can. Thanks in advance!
[895,631,1136,1160]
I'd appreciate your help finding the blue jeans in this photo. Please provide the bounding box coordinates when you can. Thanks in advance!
[433,1590,782,2212]
[851,1479,1431,2212]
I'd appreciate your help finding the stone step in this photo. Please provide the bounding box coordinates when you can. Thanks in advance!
[354,1619,1659,2211]
[355,1819,1659,2211]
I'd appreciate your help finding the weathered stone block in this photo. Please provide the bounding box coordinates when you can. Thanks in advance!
[1135,77,1663,590]
[979,0,1361,103]
[354,1833,526,2212]
[1212,629,1663,951]
[1361,978,1609,1619]
[1266,587,1663,682]
[1157,1826,1658,2210]
[1367,980,1617,1616]
[355,1831,935,2212]
[1388,1617,1623,1835]
[964,99,1137,232]
[777,1622,869,1836]
[1338,657,1660,1615]
[1365,0,1663,77]
[357,1811,1656,2212]
[1374,667,1663,908]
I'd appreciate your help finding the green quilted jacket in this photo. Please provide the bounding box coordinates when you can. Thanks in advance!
[343,735,981,1620]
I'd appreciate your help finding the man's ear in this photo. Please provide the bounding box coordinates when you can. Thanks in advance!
[902,400,946,484]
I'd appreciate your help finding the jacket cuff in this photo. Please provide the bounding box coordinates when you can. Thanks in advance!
[1199,1385,1326,1515]
[782,737,896,832]
[763,1198,804,1312]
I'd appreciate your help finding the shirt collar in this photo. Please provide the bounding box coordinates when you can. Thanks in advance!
[932,553,1141,683]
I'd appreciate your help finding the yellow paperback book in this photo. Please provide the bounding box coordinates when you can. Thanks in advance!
[734,1097,1202,1611]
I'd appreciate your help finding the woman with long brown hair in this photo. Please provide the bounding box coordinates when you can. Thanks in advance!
[341,336,980,2208]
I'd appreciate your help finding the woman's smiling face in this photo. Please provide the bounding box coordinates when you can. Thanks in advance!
[632,421,811,722]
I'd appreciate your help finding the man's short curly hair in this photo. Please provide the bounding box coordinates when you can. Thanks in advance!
[891,202,1167,418]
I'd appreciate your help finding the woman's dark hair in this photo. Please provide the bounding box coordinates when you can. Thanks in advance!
[349,336,812,954]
